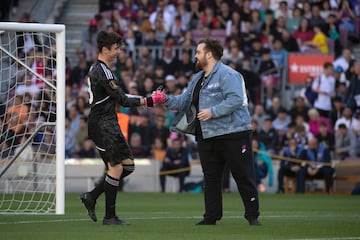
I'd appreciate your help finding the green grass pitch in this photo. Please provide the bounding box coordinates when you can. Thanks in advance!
[0,193,359,240]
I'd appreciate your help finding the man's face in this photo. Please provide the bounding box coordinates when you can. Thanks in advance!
[194,43,208,72]
[107,43,121,62]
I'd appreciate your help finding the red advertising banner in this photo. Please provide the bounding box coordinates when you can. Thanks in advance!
[288,54,334,84]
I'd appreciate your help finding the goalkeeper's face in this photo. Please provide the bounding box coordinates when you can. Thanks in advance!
[107,43,122,62]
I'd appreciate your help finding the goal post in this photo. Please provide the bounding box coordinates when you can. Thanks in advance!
[0,22,65,214]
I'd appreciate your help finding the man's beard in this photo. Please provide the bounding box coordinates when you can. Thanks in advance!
[195,58,206,72]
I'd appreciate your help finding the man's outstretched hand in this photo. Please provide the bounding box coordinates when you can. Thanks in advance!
[144,86,168,107]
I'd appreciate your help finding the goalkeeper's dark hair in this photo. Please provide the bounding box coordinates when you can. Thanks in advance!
[198,38,223,60]
[96,30,123,53]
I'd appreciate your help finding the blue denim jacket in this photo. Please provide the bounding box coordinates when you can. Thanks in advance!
[165,61,252,139]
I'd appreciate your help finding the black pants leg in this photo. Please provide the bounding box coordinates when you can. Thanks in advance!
[222,134,259,221]
[198,140,226,222]
[198,131,260,222]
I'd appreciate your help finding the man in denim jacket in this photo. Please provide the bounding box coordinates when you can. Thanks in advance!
[163,38,260,226]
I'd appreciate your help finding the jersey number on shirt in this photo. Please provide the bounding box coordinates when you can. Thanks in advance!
[87,77,94,104]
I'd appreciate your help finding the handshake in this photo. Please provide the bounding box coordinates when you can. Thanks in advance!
[144,86,168,107]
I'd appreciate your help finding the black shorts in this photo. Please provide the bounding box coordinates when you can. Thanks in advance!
[88,118,133,166]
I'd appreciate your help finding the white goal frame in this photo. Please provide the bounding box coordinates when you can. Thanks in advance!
[0,22,65,214]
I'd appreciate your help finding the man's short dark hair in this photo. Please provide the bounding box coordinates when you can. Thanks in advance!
[198,38,223,60]
[96,30,123,53]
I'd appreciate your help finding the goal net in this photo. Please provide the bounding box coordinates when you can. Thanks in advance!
[0,22,65,214]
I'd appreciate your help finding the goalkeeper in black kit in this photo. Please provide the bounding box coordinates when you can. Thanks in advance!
[80,31,167,225]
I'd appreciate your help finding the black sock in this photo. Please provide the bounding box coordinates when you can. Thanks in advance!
[104,174,120,219]
[89,175,105,200]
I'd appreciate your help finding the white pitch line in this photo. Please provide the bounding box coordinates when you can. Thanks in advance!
[290,238,360,240]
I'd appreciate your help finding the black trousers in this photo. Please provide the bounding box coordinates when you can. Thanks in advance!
[197,131,260,222]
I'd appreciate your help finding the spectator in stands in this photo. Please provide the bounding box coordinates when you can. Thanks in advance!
[68,104,82,134]
[334,107,360,135]
[129,132,151,158]
[345,60,360,112]
[305,138,335,193]
[324,13,341,56]
[137,46,156,71]
[15,72,40,98]
[239,57,261,105]
[286,7,302,34]
[333,48,353,73]
[81,18,99,62]
[226,11,241,38]
[69,51,91,90]
[6,95,29,129]
[164,75,178,95]
[176,2,191,33]
[79,138,96,158]
[159,137,190,192]
[64,117,75,158]
[329,96,345,126]
[277,137,307,193]
[157,46,178,76]
[110,9,128,36]
[143,29,162,47]
[309,5,326,29]
[294,124,312,147]
[222,45,244,69]
[74,116,89,156]
[304,24,329,54]
[273,108,292,133]
[311,62,336,117]
[152,136,166,161]
[176,49,195,78]
[149,0,175,33]
[308,108,333,136]
[289,96,310,122]
[334,123,358,160]
[178,30,196,48]
[281,29,300,52]
[275,1,292,20]
[0,117,17,158]
[139,77,155,97]
[302,1,312,19]
[249,9,263,35]
[271,16,287,40]
[216,1,232,29]
[293,18,314,52]
[149,115,169,149]
[337,0,357,34]
[294,114,310,134]
[258,118,277,153]
[38,129,56,158]
[320,0,337,20]
[99,0,114,12]
[252,105,270,130]
[153,15,168,43]
[266,96,285,120]
[200,6,219,29]
[152,65,165,89]
[188,0,203,29]
[259,48,278,104]
[261,10,276,48]
[240,0,252,22]
[271,38,287,69]
[316,122,335,153]
[253,138,273,193]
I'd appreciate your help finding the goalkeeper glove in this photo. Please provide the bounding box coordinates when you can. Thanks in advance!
[144,86,168,107]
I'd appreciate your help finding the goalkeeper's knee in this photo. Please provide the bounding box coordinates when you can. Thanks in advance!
[121,164,135,179]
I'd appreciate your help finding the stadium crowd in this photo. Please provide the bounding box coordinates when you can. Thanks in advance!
[1,0,360,193]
